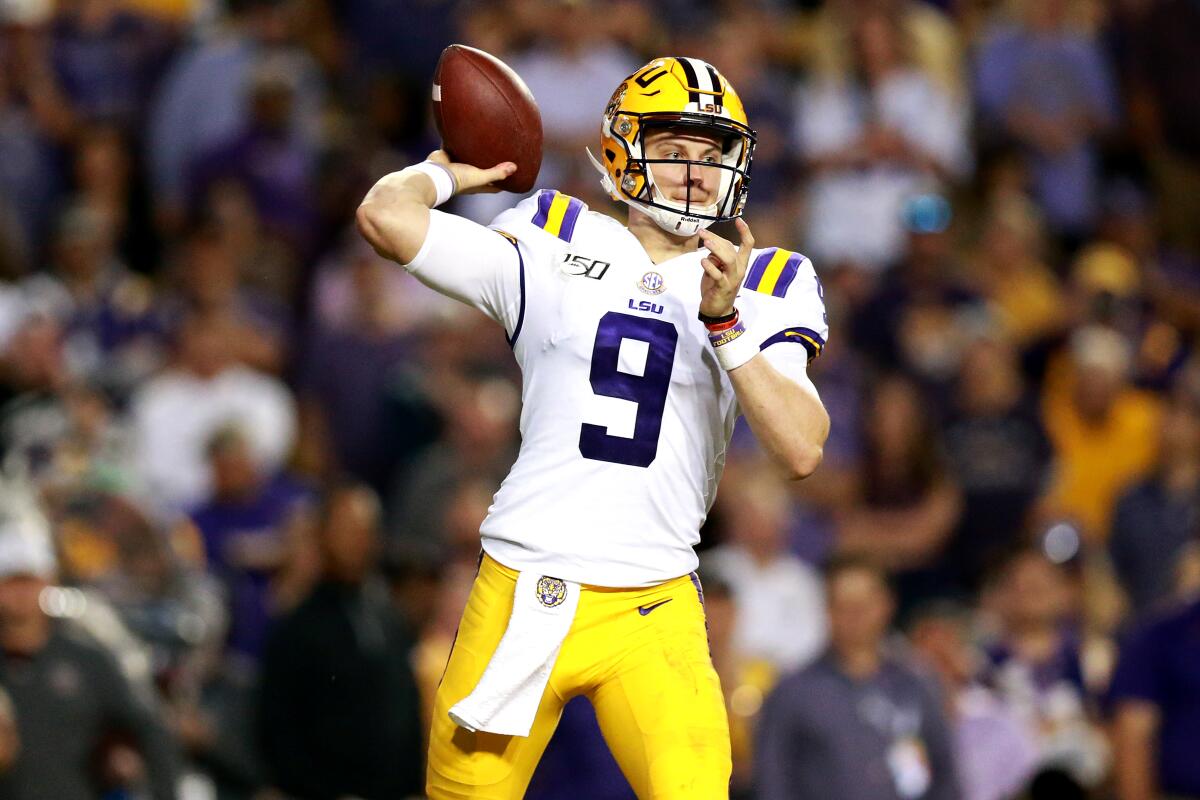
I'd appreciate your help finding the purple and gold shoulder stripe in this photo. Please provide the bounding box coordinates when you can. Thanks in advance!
[760,326,825,362]
[531,190,585,243]
[744,248,806,298]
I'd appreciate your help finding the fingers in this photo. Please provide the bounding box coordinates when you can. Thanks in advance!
[699,257,724,281]
[489,162,518,181]
[698,229,736,270]
[473,162,516,191]
[454,162,518,195]
[735,217,754,252]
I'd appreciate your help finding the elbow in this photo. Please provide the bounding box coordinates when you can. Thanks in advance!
[355,202,384,249]
[355,196,427,264]
[781,444,824,482]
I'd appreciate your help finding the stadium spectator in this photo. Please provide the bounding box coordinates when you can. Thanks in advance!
[129,310,296,511]
[0,33,59,268]
[71,123,161,274]
[941,332,1053,595]
[186,56,319,255]
[258,483,423,799]
[974,0,1118,245]
[1126,0,1200,258]
[164,223,289,375]
[704,462,827,672]
[756,557,960,800]
[909,600,1040,800]
[981,548,1108,790]
[799,0,966,98]
[834,372,963,608]
[1108,595,1200,800]
[850,192,983,385]
[187,425,310,660]
[387,373,519,555]
[147,0,325,231]
[967,195,1066,349]
[1110,393,1200,614]
[0,316,77,480]
[21,201,165,394]
[1041,325,1163,542]
[0,490,181,800]
[794,10,970,272]
[299,238,447,492]
[48,0,174,131]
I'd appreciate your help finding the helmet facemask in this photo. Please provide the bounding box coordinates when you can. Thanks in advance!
[588,112,756,237]
[638,120,752,233]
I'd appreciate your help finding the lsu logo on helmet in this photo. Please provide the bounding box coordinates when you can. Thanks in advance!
[587,57,756,237]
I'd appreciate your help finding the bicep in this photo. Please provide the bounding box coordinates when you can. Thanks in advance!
[403,210,525,335]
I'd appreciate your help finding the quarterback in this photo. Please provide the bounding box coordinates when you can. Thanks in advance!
[357,57,830,799]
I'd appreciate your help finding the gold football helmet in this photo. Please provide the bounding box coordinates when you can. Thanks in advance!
[587,57,756,236]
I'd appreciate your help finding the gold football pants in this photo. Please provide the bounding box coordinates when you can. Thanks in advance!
[427,553,731,799]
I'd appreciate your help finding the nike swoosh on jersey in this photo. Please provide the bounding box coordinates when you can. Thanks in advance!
[638,599,673,616]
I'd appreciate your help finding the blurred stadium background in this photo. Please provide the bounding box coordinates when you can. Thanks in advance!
[0,0,1198,798]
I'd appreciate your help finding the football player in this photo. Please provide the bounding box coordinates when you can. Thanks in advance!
[357,57,830,799]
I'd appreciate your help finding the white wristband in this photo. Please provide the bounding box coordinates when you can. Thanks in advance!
[707,314,760,371]
[407,161,457,207]
[714,332,759,371]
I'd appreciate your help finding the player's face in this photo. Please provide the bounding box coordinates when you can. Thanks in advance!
[643,129,724,206]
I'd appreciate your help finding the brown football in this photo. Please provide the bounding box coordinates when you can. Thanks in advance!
[432,44,543,195]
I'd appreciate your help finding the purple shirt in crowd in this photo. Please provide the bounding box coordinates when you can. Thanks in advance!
[189,473,310,659]
[1108,599,1200,798]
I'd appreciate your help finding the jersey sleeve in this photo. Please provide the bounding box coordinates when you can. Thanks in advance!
[743,248,829,382]
[490,189,589,245]
[402,208,525,338]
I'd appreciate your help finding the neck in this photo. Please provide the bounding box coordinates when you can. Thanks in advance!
[628,210,698,264]
[835,643,883,679]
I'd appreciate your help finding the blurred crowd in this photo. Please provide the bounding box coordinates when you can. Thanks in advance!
[0,0,1198,798]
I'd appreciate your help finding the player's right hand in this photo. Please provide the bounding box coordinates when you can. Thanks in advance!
[427,150,517,195]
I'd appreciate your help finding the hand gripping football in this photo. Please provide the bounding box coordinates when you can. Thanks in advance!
[432,44,544,194]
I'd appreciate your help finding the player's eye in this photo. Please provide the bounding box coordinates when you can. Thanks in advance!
[667,151,683,160]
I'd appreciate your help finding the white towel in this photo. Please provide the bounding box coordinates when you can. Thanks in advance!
[448,570,581,737]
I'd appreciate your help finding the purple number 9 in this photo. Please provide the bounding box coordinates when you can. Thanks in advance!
[579,311,678,467]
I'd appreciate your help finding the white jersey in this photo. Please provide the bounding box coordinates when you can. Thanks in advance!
[404,190,828,586]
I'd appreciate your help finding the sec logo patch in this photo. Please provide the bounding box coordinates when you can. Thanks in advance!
[638,271,665,295]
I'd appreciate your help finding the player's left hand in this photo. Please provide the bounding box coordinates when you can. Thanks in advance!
[698,218,754,318]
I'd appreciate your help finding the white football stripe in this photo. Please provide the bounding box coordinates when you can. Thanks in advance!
[432,83,442,101]
[684,58,714,94]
